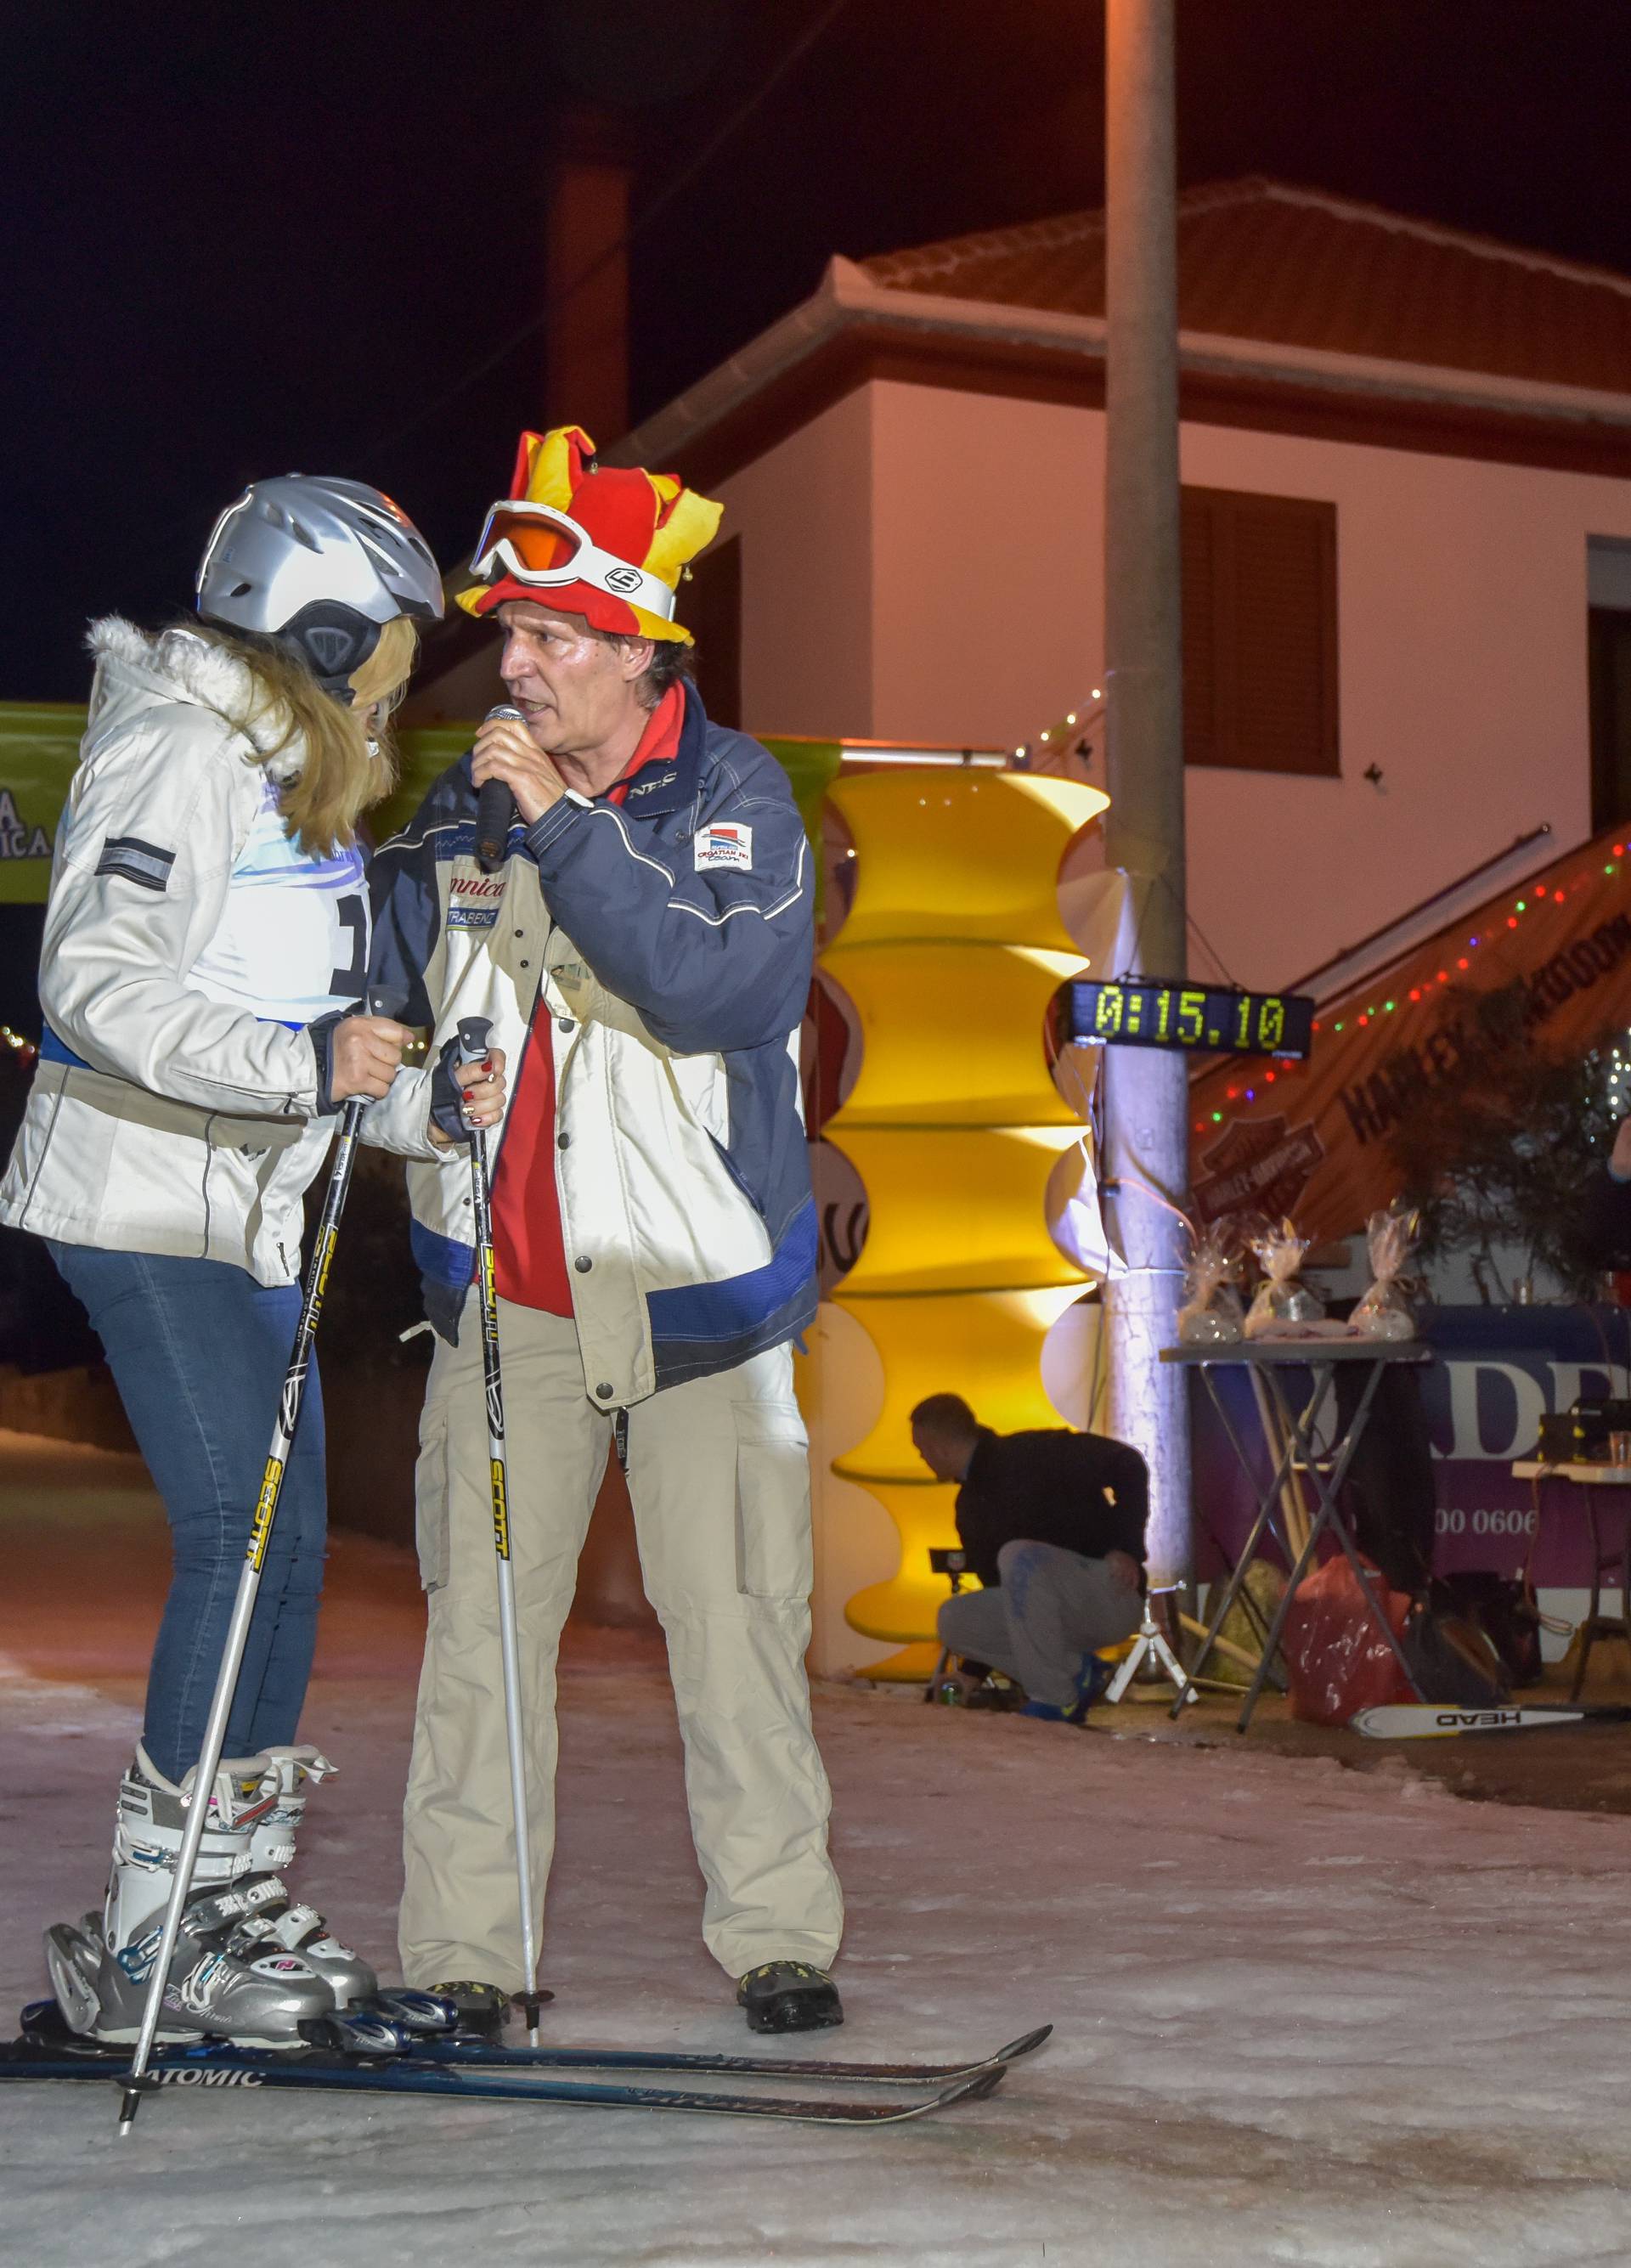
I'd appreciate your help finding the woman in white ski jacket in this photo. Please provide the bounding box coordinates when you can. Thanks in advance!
[0,479,499,2049]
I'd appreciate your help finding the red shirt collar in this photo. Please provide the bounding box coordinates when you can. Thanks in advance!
[605,684,684,808]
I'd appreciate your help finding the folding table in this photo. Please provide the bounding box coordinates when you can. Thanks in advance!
[1511,1458,1631,1699]
[1161,1339,1434,1729]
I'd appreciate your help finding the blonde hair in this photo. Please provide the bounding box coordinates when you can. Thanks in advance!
[194,615,419,857]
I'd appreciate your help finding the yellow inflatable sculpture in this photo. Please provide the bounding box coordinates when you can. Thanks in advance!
[816,769,1109,1678]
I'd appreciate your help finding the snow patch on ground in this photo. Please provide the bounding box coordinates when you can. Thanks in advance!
[4,1621,1631,2261]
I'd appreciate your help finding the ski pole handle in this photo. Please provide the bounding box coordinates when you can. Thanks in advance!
[454,1016,498,1153]
[457,1015,494,1071]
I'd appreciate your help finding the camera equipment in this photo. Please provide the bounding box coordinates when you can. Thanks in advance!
[1534,1412,1577,1462]
[1571,1396,1631,1460]
[1105,1584,1197,1706]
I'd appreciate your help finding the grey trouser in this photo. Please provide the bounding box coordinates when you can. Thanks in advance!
[937,1540,1144,1707]
[398,1292,844,1989]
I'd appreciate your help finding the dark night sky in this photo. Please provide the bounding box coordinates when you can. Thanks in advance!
[3,0,1628,702]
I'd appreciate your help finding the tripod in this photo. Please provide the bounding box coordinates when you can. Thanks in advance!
[1105,1585,1196,1706]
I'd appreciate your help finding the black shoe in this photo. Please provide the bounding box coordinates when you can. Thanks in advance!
[736,1961,844,2035]
[428,1979,528,2040]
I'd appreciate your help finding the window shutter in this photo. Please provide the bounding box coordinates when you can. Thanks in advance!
[1181,488,1339,776]
[1181,491,1222,766]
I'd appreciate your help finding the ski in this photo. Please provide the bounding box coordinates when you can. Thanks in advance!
[0,2025,1014,2125]
[336,2019,1053,2086]
[1351,1702,1631,1739]
[11,1999,1050,2088]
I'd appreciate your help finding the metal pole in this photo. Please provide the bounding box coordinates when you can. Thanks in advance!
[1102,0,1193,1588]
[457,1019,542,2043]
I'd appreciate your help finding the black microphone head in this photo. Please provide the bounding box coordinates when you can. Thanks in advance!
[476,706,525,871]
[475,781,516,870]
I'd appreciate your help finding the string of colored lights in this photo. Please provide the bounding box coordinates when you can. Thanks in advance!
[1602,1034,1631,1116]
[1189,839,1630,1133]
[1012,693,1105,766]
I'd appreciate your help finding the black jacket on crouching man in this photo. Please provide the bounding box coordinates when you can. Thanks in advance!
[953,1427,1149,1591]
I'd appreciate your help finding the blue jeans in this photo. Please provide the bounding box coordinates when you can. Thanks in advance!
[48,1243,327,1783]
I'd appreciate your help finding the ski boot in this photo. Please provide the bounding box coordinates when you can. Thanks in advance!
[736,1961,844,2035]
[228,1747,377,2010]
[427,1981,513,2041]
[43,1745,362,2047]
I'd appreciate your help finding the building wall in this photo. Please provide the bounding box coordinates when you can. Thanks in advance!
[714,386,875,740]
[736,377,1631,987]
[1175,415,1631,987]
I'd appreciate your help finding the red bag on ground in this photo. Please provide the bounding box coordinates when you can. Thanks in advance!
[1282,1553,1413,1725]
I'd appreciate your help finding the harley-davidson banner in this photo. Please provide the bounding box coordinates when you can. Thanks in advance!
[1188,826,1631,1243]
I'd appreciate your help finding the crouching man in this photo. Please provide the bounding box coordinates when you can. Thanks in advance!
[911,1393,1148,1724]
[365,426,843,2034]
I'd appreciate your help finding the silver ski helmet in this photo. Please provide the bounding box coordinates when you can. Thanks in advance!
[196,475,444,697]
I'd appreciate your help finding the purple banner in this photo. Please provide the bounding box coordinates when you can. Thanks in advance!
[1192,1308,1631,1589]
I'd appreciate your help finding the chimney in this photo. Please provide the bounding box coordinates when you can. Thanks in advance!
[545,110,634,445]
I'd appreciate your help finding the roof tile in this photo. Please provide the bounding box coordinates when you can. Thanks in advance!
[861,179,1631,395]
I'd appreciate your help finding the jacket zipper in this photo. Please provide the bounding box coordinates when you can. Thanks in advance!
[200,1114,216,1256]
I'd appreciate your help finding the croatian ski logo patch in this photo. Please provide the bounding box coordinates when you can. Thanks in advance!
[694,822,753,873]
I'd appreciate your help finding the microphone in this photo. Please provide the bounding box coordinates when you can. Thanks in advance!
[476,703,526,872]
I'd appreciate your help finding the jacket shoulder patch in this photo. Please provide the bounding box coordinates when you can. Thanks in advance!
[96,835,175,892]
[694,822,753,873]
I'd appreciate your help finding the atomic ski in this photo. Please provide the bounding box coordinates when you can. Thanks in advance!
[0,2006,1047,2125]
[317,2018,1053,2085]
[1351,1702,1631,1739]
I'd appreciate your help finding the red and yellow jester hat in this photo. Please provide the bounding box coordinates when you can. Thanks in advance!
[457,425,723,646]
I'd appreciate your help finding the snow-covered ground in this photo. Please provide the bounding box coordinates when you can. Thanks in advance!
[4,1440,1631,2265]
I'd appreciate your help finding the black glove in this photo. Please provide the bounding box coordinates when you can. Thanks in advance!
[429,1035,477,1148]
[309,985,410,1117]
[308,1009,345,1117]
[429,1016,496,1148]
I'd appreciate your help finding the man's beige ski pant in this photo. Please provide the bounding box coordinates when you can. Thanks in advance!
[398,1291,844,1989]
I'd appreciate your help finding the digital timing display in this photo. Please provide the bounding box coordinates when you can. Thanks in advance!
[1057,979,1316,1061]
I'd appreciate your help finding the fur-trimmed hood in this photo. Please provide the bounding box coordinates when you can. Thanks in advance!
[86,617,303,779]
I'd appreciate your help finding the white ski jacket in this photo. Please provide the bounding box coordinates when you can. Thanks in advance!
[0,619,369,1284]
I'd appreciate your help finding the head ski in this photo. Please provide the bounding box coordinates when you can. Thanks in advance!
[1350,1702,1631,1739]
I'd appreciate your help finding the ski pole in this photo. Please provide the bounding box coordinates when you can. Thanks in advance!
[457,1014,542,2043]
[118,1010,389,2134]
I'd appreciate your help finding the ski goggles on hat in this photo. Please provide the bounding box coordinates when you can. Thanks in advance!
[468,499,677,622]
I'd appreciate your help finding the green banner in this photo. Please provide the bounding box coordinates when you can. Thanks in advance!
[763,736,843,922]
[0,712,490,902]
[369,726,482,846]
[0,707,844,906]
[0,707,84,904]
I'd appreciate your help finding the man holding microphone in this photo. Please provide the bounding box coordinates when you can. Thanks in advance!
[366,426,843,2036]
